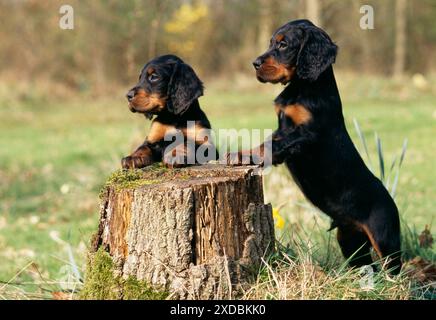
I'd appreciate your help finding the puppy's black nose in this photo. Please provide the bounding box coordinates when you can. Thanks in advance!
[253,58,263,70]
[126,89,135,102]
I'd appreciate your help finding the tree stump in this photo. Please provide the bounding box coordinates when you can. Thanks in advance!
[89,164,275,299]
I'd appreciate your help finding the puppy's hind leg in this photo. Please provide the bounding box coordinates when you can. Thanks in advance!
[337,224,374,268]
[360,206,402,274]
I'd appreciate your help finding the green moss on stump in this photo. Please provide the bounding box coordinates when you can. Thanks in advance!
[80,247,168,300]
[80,247,119,300]
[103,165,164,191]
[98,163,209,200]
[99,163,195,199]
[122,276,168,300]
[99,164,242,199]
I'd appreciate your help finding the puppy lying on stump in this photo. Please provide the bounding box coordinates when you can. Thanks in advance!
[122,54,217,169]
[87,164,274,299]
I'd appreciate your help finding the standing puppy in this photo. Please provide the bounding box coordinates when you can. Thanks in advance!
[122,55,216,169]
[232,20,402,273]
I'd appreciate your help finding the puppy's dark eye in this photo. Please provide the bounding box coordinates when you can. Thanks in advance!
[278,41,288,49]
[148,73,159,82]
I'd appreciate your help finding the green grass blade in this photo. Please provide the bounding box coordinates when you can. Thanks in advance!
[385,155,397,191]
[353,118,373,171]
[391,139,408,198]
[66,243,82,282]
[391,170,400,198]
[398,138,408,168]
[375,133,385,182]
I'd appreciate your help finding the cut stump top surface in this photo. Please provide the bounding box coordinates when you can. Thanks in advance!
[103,164,263,192]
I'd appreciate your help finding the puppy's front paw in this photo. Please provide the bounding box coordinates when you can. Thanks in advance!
[225,151,244,166]
[163,161,188,169]
[121,156,149,169]
[225,151,267,166]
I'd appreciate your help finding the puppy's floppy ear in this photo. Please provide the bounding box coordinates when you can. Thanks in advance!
[296,26,338,82]
[167,62,204,115]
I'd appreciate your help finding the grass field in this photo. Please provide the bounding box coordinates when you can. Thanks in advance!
[0,73,435,299]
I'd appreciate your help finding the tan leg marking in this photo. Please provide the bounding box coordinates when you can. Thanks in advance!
[147,121,176,143]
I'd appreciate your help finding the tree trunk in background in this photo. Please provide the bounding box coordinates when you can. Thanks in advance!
[358,0,372,73]
[125,1,140,80]
[147,1,167,59]
[93,50,105,91]
[88,1,107,91]
[90,165,275,299]
[306,0,322,27]
[257,0,273,53]
[393,0,407,78]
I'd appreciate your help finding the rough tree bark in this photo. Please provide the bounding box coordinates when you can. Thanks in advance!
[90,165,275,299]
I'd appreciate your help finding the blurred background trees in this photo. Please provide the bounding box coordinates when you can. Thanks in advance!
[0,0,435,93]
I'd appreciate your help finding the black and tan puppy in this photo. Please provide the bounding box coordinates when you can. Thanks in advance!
[122,55,216,169]
[231,20,402,273]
